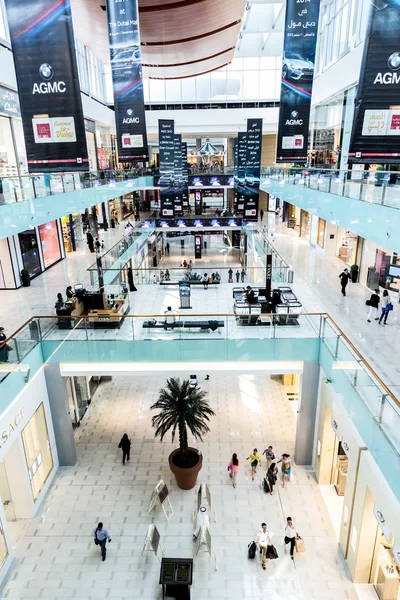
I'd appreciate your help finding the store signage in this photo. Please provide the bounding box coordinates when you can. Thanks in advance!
[0,407,24,449]
[181,142,189,208]
[105,0,148,162]
[4,0,88,172]
[373,503,392,542]
[0,85,20,117]
[349,0,400,162]
[158,119,175,217]
[234,137,238,212]
[236,132,247,214]
[276,0,321,163]
[244,118,263,221]
[173,134,183,216]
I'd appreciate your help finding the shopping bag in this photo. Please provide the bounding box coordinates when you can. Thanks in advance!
[248,541,257,559]
[263,478,270,493]
[295,536,305,553]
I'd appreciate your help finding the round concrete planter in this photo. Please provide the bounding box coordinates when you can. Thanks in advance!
[168,447,203,490]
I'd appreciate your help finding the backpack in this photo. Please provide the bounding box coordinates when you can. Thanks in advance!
[263,478,271,493]
[248,541,257,559]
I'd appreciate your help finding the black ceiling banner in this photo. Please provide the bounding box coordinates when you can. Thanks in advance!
[158,119,175,218]
[244,118,263,221]
[233,137,238,212]
[349,0,400,163]
[106,0,148,163]
[276,0,320,163]
[236,132,247,215]
[173,134,183,217]
[4,0,88,172]
[181,142,189,209]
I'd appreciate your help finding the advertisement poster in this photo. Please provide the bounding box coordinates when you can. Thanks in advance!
[188,175,234,188]
[4,0,88,172]
[236,132,247,214]
[106,0,148,162]
[244,118,263,221]
[158,119,175,217]
[181,142,189,209]
[276,0,320,163]
[349,0,400,163]
[234,137,238,212]
[173,134,183,216]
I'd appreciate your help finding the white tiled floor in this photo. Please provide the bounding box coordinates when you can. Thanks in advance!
[1,373,370,600]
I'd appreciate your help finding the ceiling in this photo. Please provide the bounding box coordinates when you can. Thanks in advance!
[235,0,285,57]
[71,0,246,79]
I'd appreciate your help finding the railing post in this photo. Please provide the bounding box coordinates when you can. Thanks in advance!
[380,183,387,206]
[358,178,363,200]
[84,318,88,341]
[342,175,346,196]
[37,318,43,342]
[319,315,326,340]
[334,334,341,359]
[378,394,387,424]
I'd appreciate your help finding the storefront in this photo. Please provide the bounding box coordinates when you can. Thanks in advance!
[359,239,398,291]
[335,228,362,267]
[300,209,311,241]
[310,215,326,249]
[284,203,301,230]
[61,214,84,253]
[0,84,27,179]
[38,221,62,269]
[309,91,345,168]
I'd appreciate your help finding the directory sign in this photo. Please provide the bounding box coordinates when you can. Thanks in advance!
[158,120,175,217]
[244,118,263,221]
[106,0,148,162]
[4,0,88,172]
[236,132,247,214]
[276,0,320,163]
[349,0,400,163]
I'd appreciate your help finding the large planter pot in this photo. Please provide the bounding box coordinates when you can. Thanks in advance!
[169,447,203,490]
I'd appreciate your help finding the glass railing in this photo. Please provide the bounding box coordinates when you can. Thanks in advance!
[1,311,399,499]
[261,166,400,210]
[0,169,153,206]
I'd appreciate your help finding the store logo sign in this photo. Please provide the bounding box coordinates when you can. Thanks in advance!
[373,53,400,84]
[32,64,66,94]
[123,109,140,124]
[285,111,303,126]
[0,407,24,449]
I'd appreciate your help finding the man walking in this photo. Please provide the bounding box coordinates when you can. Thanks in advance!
[94,522,111,561]
[339,268,350,296]
[241,268,246,283]
[260,209,264,222]
[283,516,297,560]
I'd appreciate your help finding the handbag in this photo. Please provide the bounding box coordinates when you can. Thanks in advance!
[387,303,394,311]
[94,538,99,545]
[266,544,278,560]
[365,300,371,306]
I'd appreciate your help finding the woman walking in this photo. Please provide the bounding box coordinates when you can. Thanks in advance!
[379,289,393,325]
[366,289,380,322]
[267,462,278,495]
[278,454,291,488]
[246,448,261,481]
[227,453,240,488]
[118,433,131,464]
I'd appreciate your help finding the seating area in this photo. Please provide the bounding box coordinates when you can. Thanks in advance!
[233,285,301,326]
[142,319,224,332]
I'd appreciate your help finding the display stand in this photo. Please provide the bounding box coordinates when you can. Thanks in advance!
[194,525,218,570]
[148,479,174,521]
[179,281,191,309]
[193,483,216,522]
[159,557,193,600]
[139,524,164,566]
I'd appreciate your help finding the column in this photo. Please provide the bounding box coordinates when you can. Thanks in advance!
[294,362,320,465]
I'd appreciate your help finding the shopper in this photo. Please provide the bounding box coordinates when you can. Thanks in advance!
[0,327,10,363]
[246,448,261,481]
[166,243,170,255]
[165,269,170,281]
[262,446,275,469]
[246,285,256,304]
[278,453,291,488]
[241,268,246,283]
[95,239,101,253]
[86,231,95,253]
[228,268,233,282]
[260,209,264,222]
[367,289,380,322]
[256,523,273,570]
[66,286,74,300]
[55,293,64,309]
[202,273,209,290]
[164,306,175,325]
[235,269,240,283]
[284,516,297,560]
[227,453,240,488]
[93,522,111,562]
[379,289,393,325]
[267,462,278,495]
[118,433,131,464]
[339,268,350,296]
[189,260,193,271]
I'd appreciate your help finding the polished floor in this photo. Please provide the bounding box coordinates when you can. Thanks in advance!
[0,373,366,600]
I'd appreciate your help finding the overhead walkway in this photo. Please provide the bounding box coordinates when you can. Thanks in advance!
[261,167,400,253]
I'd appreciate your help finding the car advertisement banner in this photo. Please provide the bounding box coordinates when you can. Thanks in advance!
[4,0,88,172]
[349,0,400,163]
[236,132,247,214]
[276,0,320,163]
[106,0,148,162]
[188,175,234,188]
[181,142,189,208]
[244,118,263,221]
[234,137,238,212]
[158,119,175,217]
[173,134,183,216]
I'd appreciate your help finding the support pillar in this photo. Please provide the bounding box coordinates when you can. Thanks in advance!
[295,362,320,465]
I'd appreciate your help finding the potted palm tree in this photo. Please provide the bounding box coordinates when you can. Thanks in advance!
[150,377,215,490]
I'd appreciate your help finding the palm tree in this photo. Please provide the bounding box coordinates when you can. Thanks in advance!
[150,377,215,464]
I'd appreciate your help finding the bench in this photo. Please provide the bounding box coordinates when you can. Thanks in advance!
[159,281,220,286]
[143,320,224,331]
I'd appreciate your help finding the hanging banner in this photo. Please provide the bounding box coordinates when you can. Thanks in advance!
[4,0,88,172]
[244,119,263,221]
[181,142,189,209]
[233,137,238,212]
[106,0,148,163]
[158,120,175,217]
[236,132,247,215]
[173,134,183,216]
[276,0,320,163]
[349,0,400,163]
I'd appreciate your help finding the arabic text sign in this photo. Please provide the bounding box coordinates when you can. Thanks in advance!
[0,85,20,117]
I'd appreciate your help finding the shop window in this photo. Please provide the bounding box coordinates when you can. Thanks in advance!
[318,219,326,248]
[0,520,8,567]
[21,404,53,501]
[38,221,61,269]
[18,230,41,279]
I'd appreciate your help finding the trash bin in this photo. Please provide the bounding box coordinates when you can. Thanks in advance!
[21,269,30,287]
[287,269,294,284]
[110,218,115,229]
[204,241,207,249]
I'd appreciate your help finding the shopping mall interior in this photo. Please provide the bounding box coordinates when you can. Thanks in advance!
[0,0,400,599]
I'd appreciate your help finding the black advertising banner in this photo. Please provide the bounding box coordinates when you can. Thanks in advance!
[181,142,189,208]
[234,137,238,212]
[349,0,400,163]
[173,134,183,216]
[188,175,234,188]
[236,132,247,215]
[276,0,320,163]
[106,0,148,162]
[158,120,175,217]
[4,0,88,172]
[244,118,263,221]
